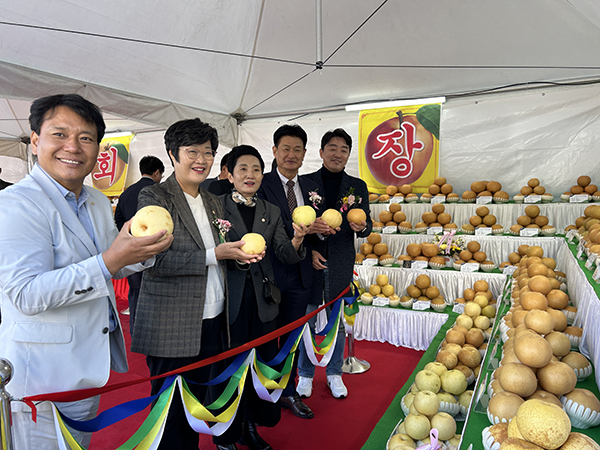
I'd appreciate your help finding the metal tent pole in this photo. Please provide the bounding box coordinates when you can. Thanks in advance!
[0,359,14,450]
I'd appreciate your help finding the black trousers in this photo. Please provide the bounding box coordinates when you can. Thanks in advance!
[218,275,281,444]
[277,269,311,397]
[146,314,228,450]
[126,271,142,334]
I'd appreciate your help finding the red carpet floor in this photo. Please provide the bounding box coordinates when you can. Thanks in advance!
[90,296,423,449]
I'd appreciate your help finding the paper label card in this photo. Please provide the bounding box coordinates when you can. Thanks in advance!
[476,196,493,204]
[577,243,585,260]
[593,265,600,283]
[585,254,597,270]
[475,227,492,236]
[413,300,431,310]
[503,265,517,275]
[520,228,539,237]
[431,196,446,204]
[461,263,480,272]
[525,195,541,204]
[452,303,465,314]
[570,194,589,203]
[373,296,389,307]
[411,260,429,270]
[363,258,378,266]
[389,197,404,204]
[566,229,577,243]
[427,227,443,235]
[383,226,396,234]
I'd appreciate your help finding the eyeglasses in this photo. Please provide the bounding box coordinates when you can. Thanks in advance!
[181,147,215,160]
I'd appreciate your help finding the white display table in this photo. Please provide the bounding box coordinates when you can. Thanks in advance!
[355,234,565,264]
[556,242,600,388]
[351,238,600,387]
[368,201,589,233]
[354,306,449,351]
[352,265,507,349]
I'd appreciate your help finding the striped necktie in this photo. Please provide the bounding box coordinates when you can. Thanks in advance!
[286,180,297,214]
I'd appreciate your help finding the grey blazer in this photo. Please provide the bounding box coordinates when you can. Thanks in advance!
[222,194,305,325]
[131,174,229,358]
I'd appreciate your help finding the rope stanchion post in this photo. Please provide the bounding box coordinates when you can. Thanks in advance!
[0,359,14,450]
[342,282,370,374]
[342,331,370,374]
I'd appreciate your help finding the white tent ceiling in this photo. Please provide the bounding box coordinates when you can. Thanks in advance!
[2,0,600,144]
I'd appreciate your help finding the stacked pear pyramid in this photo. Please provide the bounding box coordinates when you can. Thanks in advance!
[485,245,600,449]
[509,204,555,236]
[414,203,457,233]
[420,177,459,203]
[513,177,554,203]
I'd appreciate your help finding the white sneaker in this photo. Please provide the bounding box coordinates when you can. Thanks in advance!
[296,376,313,398]
[327,375,348,399]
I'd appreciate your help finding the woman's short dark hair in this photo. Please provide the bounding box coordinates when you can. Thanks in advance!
[164,118,219,164]
[321,128,352,152]
[29,94,106,142]
[273,124,307,148]
[227,145,265,174]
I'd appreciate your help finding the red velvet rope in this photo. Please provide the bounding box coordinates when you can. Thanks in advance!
[23,285,350,405]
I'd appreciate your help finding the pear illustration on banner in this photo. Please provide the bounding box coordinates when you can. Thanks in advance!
[365,104,439,186]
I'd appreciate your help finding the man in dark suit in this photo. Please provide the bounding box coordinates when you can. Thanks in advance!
[202,150,231,191]
[298,128,372,399]
[257,124,331,420]
[114,155,164,333]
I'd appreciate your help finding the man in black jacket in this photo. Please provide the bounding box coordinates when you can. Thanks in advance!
[298,128,372,399]
[114,155,164,332]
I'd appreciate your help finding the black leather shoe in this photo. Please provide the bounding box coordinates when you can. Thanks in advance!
[279,393,314,419]
[238,421,272,450]
[216,444,238,450]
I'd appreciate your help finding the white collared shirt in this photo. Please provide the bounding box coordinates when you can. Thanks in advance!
[276,168,305,207]
[183,192,225,319]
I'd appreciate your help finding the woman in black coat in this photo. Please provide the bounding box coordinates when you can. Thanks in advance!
[218,145,307,450]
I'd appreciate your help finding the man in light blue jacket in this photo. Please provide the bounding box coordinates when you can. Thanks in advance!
[0,94,172,449]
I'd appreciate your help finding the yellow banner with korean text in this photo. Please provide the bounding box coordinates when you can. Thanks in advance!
[90,134,133,196]
[358,104,440,194]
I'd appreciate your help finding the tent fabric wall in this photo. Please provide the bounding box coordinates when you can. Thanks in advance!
[237,83,600,197]
[0,142,29,184]
[5,83,600,198]
[0,61,238,148]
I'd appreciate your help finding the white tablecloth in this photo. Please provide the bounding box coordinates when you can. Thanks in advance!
[368,202,589,233]
[555,242,600,388]
[356,234,566,267]
[351,240,600,384]
[354,264,507,302]
[354,306,449,350]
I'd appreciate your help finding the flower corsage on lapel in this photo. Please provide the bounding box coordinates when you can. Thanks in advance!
[308,190,324,210]
[212,217,232,243]
[339,187,362,213]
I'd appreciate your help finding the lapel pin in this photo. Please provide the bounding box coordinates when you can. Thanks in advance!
[91,202,95,206]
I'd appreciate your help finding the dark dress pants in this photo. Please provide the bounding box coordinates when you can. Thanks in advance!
[217,275,281,444]
[126,271,142,334]
[277,268,311,397]
[146,314,227,450]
